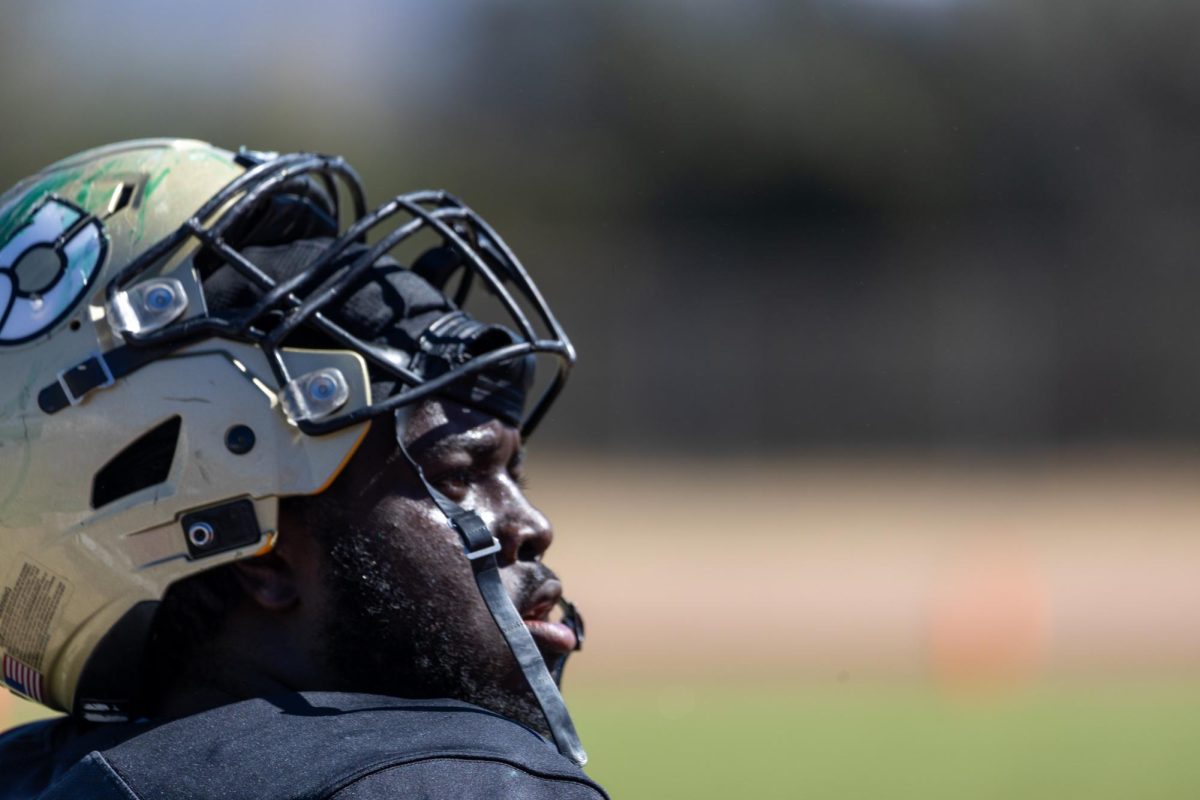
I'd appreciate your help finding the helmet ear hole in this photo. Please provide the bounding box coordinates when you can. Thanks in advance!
[91,416,182,509]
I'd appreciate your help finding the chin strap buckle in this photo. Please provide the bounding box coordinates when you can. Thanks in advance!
[445,505,503,562]
[39,343,174,415]
[464,536,502,561]
[55,352,114,406]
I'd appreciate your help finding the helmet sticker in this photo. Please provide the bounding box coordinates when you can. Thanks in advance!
[0,559,72,676]
[2,653,44,703]
[0,197,107,345]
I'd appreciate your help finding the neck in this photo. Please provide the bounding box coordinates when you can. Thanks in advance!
[148,607,325,719]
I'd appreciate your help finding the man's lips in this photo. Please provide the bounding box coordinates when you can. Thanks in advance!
[519,578,578,655]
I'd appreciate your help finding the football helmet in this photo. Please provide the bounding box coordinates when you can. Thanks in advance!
[0,139,583,761]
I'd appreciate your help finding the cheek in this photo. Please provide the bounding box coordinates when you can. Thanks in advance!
[365,498,481,600]
[365,495,452,543]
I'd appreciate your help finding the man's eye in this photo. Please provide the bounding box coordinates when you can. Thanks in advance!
[433,470,473,494]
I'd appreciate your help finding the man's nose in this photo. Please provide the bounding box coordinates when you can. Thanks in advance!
[493,501,553,565]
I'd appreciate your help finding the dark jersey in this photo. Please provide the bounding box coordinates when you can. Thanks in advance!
[0,692,607,799]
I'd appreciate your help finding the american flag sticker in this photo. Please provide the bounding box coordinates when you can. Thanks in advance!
[3,654,45,703]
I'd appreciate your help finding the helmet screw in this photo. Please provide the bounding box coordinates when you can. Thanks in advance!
[145,285,176,311]
[308,375,337,401]
[187,522,215,549]
[225,424,256,455]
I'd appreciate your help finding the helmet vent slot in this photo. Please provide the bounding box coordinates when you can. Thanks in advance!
[105,181,136,217]
[91,416,182,509]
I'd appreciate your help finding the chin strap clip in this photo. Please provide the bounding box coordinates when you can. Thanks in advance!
[38,342,177,415]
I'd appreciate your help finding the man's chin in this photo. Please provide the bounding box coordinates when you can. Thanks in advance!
[316,516,553,738]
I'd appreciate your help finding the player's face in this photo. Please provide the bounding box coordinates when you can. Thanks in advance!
[293,397,572,731]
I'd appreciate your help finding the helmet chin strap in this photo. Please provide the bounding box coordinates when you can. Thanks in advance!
[393,409,588,766]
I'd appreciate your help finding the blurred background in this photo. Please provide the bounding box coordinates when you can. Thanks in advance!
[3,1,1200,796]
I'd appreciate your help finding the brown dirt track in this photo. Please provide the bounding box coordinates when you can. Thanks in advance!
[528,450,1200,686]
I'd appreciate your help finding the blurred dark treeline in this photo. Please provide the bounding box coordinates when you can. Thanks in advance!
[3,0,1199,454]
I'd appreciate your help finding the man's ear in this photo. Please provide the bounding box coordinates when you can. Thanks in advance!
[231,552,299,612]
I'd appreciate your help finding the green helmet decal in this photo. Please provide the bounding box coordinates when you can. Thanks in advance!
[0,197,107,345]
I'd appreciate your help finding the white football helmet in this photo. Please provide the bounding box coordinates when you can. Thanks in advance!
[0,140,580,758]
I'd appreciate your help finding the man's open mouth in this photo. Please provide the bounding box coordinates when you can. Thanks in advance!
[519,579,578,654]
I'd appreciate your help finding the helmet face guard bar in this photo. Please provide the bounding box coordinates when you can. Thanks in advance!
[104,152,575,438]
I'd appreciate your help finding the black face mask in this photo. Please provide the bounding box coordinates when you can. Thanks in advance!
[205,235,533,427]
[94,153,574,440]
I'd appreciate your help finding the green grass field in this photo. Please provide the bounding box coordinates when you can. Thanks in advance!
[569,682,1200,800]
[6,681,1200,797]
